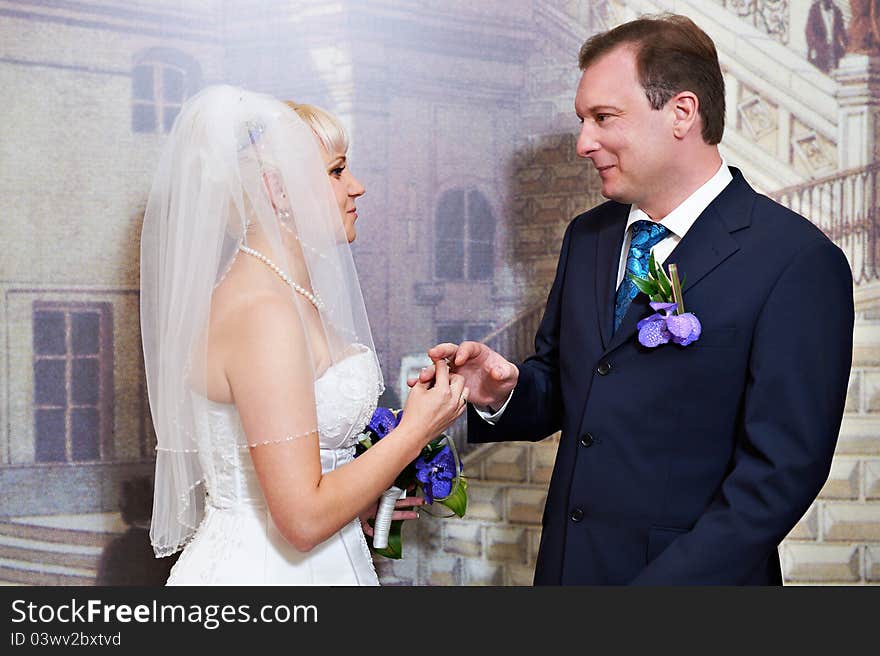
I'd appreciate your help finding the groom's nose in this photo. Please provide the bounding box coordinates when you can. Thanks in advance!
[576,122,601,158]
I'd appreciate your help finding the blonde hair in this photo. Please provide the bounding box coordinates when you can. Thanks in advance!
[285,101,349,155]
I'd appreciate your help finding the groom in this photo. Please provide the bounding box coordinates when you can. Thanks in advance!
[417,15,854,584]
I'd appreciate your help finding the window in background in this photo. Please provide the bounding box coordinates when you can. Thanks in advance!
[33,302,114,463]
[132,48,201,133]
[435,188,495,281]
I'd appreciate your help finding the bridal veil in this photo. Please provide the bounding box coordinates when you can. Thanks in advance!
[140,85,383,557]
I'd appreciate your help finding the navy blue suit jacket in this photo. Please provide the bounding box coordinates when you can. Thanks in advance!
[469,168,854,585]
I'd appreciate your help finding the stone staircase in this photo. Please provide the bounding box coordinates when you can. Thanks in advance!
[0,515,123,586]
[778,316,880,583]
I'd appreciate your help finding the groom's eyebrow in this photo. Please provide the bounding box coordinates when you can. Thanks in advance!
[587,104,622,113]
[575,104,622,120]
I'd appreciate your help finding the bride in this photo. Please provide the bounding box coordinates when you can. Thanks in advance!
[140,85,467,585]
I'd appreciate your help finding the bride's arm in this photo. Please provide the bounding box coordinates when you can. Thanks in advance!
[221,295,464,552]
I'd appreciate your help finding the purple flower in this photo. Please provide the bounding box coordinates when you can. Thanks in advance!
[637,314,671,347]
[666,312,702,346]
[648,301,677,314]
[637,302,702,348]
[415,446,457,503]
[367,407,399,439]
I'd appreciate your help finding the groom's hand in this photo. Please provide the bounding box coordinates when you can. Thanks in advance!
[407,341,518,409]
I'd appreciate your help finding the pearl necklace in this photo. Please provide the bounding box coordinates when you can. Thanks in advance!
[238,244,325,312]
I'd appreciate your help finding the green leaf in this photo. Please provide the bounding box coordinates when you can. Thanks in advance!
[368,519,403,559]
[423,439,446,458]
[657,265,670,285]
[436,477,468,518]
[648,251,659,280]
[656,270,672,300]
[630,275,657,296]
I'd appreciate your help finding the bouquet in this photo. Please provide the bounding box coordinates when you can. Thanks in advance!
[355,407,468,559]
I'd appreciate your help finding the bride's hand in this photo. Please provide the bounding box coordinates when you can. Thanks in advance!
[397,358,468,444]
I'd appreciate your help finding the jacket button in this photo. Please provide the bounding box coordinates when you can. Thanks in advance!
[579,433,594,448]
[596,361,612,376]
[569,508,584,522]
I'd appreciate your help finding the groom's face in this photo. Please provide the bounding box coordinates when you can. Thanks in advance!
[575,45,675,208]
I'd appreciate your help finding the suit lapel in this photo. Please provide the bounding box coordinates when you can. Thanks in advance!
[602,168,754,354]
[594,205,629,349]
[666,204,740,295]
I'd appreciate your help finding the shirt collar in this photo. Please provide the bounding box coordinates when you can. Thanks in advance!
[625,159,734,239]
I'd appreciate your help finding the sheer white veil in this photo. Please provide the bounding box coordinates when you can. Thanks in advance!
[140,85,383,557]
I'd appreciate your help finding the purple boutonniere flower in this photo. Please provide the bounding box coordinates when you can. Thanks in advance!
[630,255,702,349]
[637,302,702,348]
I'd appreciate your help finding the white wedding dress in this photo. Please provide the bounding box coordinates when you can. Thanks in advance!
[165,345,382,585]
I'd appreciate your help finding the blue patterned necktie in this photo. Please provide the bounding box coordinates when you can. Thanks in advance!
[613,219,670,332]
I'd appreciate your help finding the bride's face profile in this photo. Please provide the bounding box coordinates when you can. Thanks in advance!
[282,101,364,243]
[320,145,365,243]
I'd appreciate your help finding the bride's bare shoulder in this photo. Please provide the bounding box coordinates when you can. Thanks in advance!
[213,280,304,345]
[203,266,307,401]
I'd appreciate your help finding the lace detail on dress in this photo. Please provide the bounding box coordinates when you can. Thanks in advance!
[313,345,383,450]
[166,506,249,585]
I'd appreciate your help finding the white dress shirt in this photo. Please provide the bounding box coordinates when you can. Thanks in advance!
[477,160,733,423]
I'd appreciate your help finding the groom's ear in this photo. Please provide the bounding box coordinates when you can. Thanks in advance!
[670,91,700,140]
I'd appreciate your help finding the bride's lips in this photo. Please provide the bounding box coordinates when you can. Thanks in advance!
[347,208,357,220]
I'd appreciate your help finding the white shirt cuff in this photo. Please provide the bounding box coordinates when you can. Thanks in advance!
[473,389,515,425]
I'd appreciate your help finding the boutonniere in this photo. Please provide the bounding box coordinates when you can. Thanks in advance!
[630,253,702,348]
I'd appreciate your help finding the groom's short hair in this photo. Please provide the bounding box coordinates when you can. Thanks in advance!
[579,13,725,145]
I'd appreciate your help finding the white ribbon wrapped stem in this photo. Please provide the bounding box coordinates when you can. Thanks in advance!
[372,485,405,549]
